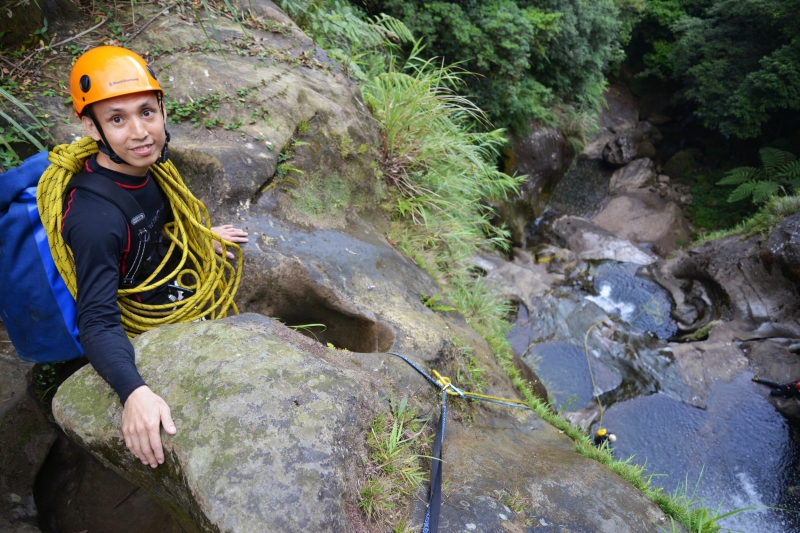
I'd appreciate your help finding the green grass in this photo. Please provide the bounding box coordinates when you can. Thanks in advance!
[0,85,52,167]
[358,397,431,528]
[363,57,522,267]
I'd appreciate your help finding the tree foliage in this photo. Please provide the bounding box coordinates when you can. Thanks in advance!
[357,0,628,133]
[632,0,800,139]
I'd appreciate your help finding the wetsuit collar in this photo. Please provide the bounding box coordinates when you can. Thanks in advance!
[86,154,150,188]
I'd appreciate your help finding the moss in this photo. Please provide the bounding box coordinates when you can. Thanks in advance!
[290,170,352,216]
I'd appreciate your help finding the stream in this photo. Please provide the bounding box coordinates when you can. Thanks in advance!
[508,157,800,532]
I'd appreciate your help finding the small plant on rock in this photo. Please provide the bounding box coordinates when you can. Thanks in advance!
[358,397,430,527]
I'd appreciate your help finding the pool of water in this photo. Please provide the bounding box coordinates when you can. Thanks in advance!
[506,262,800,532]
[604,373,800,533]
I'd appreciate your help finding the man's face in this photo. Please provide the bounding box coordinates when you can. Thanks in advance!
[81,91,166,175]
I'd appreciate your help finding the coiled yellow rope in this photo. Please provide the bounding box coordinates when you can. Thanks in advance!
[37,136,242,338]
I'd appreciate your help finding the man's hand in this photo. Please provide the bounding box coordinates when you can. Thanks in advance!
[122,385,177,468]
[211,224,249,259]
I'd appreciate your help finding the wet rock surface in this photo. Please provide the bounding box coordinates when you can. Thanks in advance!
[507,127,575,216]
[503,126,576,245]
[655,232,800,329]
[412,407,670,533]
[549,157,614,219]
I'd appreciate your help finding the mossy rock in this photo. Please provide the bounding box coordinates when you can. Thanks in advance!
[663,149,702,182]
[52,315,379,533]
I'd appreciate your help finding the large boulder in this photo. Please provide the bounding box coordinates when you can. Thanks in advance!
[662,149,701,182]
[608,158,656,194]
[552,216,658,265]
[761,212,800,283]
[507,127,575,211]
[504,126,575,244]
[591,193,690,255]
[53,315,379,532]
[53,314,677,532]
[0,322,56,533]
[602,129,643,167]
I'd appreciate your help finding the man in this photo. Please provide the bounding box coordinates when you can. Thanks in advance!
[65,46,248,468]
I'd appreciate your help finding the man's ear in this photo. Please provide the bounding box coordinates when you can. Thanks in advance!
[81,114,102,143]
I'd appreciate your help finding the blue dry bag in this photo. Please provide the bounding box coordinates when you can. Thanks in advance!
[0,151,84,362]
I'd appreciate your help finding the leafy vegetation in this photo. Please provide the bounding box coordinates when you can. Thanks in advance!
[356,0,628,134]
[691,193,800,248]
[717,147,799,203]
[363,57,522,262]
[628,0,800,139]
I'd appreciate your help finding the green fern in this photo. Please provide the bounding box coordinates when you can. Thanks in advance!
[780,160,800,189]
[719,148,799,203]
[727,181,756,202]
[760,147,795,178]
[752,181,781,203]
[716,167,759,186]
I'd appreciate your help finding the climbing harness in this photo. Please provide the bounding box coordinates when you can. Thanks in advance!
[37,136,243,338]
[386,351,532,533]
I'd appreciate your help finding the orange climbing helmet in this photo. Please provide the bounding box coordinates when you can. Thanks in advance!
[69,46,163,117]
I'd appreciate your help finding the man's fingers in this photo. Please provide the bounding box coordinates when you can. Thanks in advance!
[149,424,165,466]
[123,428,140,460]
[161,404,177,435]
[139,421,160,467]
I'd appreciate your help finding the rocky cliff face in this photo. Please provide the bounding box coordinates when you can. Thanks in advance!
[654,214,800,424]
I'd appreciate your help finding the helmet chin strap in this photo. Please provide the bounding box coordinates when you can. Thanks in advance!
[85,94,171,167]
[157,93,171,164]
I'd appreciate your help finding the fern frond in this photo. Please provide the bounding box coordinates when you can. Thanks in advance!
[778,160,800,182]
[373,13,415,44]
[717,167,758,185]
[752,180,781,203]
[760,147,796,177]
[727,181,756,202]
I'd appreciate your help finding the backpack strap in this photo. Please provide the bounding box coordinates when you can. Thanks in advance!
[68,173,149,288]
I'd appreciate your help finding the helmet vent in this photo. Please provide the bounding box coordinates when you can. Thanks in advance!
[79,75,91,93]
[146,66,157,81]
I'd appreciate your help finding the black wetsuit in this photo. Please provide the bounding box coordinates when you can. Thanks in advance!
[62,154,172,404]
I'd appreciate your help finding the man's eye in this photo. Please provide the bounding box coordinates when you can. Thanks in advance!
[112,117,123,124]
[143,109,153,117]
